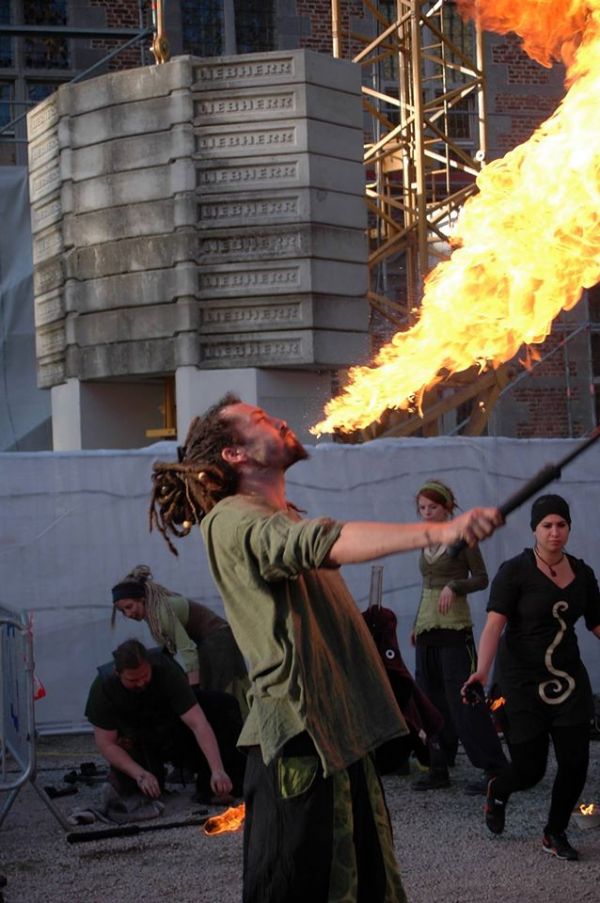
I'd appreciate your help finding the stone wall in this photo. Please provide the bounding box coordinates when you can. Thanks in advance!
[26,50,369,391]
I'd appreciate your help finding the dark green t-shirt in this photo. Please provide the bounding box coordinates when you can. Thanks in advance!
[84,650,196,739]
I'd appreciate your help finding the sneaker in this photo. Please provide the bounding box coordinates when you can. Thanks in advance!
[412,769,450,791]
[542,832,579,861]
[484,778,506,834]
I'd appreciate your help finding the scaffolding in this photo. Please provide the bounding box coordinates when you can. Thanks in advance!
[330,0,516,437]
[329,0,597,440]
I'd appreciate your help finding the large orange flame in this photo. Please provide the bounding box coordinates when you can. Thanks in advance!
[202,802,245,836]
[312,0,600,436]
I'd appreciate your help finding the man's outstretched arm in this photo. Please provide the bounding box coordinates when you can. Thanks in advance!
[326,507,502,566]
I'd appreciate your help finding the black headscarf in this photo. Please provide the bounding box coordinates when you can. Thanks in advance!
[530,494,571,531]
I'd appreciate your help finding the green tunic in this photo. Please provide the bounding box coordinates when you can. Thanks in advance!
[157,595,224,675]
[201,494,407,777]
[414,544,488,635]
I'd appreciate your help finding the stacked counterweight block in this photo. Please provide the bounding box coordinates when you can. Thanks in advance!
[27,51,369,389]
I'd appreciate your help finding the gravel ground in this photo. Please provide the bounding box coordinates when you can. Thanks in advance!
[1,734,599,903]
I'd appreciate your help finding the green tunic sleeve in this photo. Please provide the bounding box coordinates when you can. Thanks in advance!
[243,509,343,580]
[159,596,199,675]
[446,544,488,595]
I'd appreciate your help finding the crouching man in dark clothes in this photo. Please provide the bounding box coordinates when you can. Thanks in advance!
[84,639,245,803]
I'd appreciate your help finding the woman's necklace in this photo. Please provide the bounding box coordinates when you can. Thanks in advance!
[534,546,565,577]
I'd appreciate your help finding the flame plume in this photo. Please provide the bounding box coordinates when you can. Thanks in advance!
[312,0,600,436]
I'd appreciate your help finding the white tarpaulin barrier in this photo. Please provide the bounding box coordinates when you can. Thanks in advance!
[0,436,598,732]
[0,167,51,451]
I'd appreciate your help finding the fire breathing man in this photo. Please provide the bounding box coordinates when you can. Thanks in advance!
[85,639,245,804]
[148,393,502,903]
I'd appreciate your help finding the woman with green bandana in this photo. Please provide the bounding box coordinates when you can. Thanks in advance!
[111,564,250,719]
[412,480,508,793]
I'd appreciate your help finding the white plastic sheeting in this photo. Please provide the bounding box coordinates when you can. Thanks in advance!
[0,167,51,451]
[0,435,598,732]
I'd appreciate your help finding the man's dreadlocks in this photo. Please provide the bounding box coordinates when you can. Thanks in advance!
[149,392,242,554]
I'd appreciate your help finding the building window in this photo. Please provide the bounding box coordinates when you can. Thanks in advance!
[182,0,224,57]
[23,0,69,70]
[0,81,13,130]
[26,80,60,105]
[0,0,12,68]
[588,282,600,323]
[234,0,274,54]
[442,0,475,82]
[435,90,474,141]
[181,0,274,57]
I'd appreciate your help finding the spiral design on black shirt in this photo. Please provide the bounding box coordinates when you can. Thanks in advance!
[538,601,576,705]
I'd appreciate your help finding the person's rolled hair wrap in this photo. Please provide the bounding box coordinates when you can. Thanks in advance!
[530,494,572,531]
[111,581,145,604]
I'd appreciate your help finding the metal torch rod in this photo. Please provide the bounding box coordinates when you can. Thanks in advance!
[66,814,208,844]
[448,425,600,558]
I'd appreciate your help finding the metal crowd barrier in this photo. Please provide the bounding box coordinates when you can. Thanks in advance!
[0,606,69,830]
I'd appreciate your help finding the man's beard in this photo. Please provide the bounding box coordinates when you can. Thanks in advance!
[284,433,309,467]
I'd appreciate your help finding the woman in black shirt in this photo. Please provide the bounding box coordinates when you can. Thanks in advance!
[464,494,600,861]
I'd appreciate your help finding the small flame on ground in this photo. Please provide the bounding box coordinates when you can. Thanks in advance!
[202,803,245,836]
[579,802,597,816]
[312,0,600,436]
[490,696,506,711]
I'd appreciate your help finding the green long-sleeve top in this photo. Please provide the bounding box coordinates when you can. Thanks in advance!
[414,544,488,635]
[201,494,407,777]
[156,595,225,674]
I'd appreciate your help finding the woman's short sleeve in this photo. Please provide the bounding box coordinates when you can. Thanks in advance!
[487,557,521,618]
